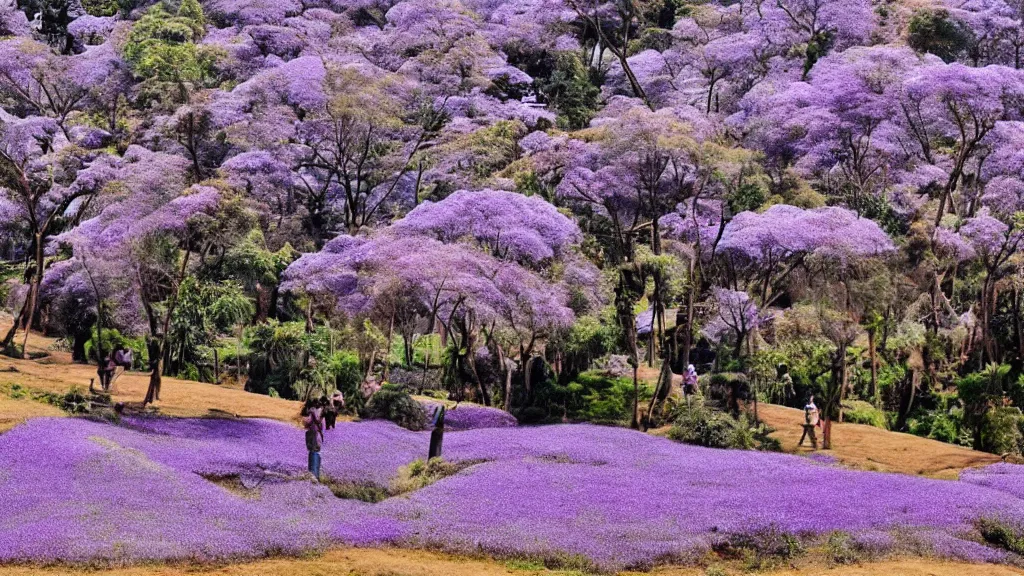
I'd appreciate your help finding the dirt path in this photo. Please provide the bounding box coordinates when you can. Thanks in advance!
[756,403,1000,478]
[0,550,1020,576]
[0,392,62,432]
[0,321,301,422]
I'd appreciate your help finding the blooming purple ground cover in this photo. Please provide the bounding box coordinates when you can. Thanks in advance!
[1,417,1023,570]
[419,401,519,431]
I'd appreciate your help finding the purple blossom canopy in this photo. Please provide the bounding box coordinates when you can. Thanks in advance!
[717,205,895,262]
[393,189,581,265]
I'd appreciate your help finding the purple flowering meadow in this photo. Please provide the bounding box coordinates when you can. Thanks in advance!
[1,417,1023,570]
[419,401,519,431]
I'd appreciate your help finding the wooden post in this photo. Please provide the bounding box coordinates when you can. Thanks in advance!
[428,406,445,459]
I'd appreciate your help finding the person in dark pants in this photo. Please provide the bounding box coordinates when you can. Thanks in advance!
[325,390,344,430]
[322,394,337,430]
[99,354,117,391]
[799,395,820,450]
[301,399,324,480]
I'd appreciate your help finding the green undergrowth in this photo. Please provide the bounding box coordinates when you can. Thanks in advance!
[325,457,486,502]
[1,382,115,418]
[979,518,1024,556]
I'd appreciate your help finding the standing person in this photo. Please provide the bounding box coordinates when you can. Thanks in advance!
[683,364,698,396]
[301,399,324,480]
[328,389,345,428]
[799,395,820,450]
[99,353,117,392]
[323,393,338,430]
[114,346,134,370]
[778,364,795,403]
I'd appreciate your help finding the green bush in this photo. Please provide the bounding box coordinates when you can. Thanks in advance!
[325,351,363,414]
[567,370,638,424]
[362,383,428,431]
[85,328,147,370]
[978,518,1024,555]
[908,409,967,445]
[667,403,780,451]
[715,526,804,571]
[515,367,651,425]
[842,400,887,429]
[907,8,973,62]
[825,531,861,565]
[982,407,1024,456]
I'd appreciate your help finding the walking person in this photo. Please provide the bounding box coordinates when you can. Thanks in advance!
[324,389,345,430]
[799,395,820,450]
[301,398,324,481]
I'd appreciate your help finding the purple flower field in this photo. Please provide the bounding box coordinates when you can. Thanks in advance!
[2,416,1023,570]
[420,401,520,431]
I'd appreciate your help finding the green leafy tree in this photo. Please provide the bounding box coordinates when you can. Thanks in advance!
[539,53,601,131]
[122,0,218,103]
[907,9,973,63]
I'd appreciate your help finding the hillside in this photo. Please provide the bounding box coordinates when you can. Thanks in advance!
[0,334,999,478]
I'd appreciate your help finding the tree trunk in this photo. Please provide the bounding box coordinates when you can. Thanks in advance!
[838,349,849,423]
[1014,286,1024,361]
[495,344,512,412]
[214,348,220,383]
[144,339,163,404]
[631,362,640,430]
[365,348,377,380]
[236,325,243,385]
[643,360,673,429]
[680,260,696,370]
[72,328,89,363]
[1,312,20,351]
[867,327,878,405]
[420,346,431,393]
[14,233,45,358]
[504,361,513,412]
[523,355,535,404]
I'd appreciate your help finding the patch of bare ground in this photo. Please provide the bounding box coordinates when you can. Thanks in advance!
[0,551,1022,576]
[756,403,1000,478]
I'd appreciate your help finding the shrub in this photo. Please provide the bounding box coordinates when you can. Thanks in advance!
[907,9,973,62]
[568,370,638,424]
[85,329,147,370]
[982,407,1024,456]
[908,410,967,445]
[715,526,804,570]
[842,400,887,429]
[538,52,601,131]
[362,383,428,431]
[667,404,779,451]
[826,531,861,565]
[325,351,363,414]
[978,518,1024,555]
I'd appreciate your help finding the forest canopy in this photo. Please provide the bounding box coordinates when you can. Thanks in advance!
[3,0,1024,453]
